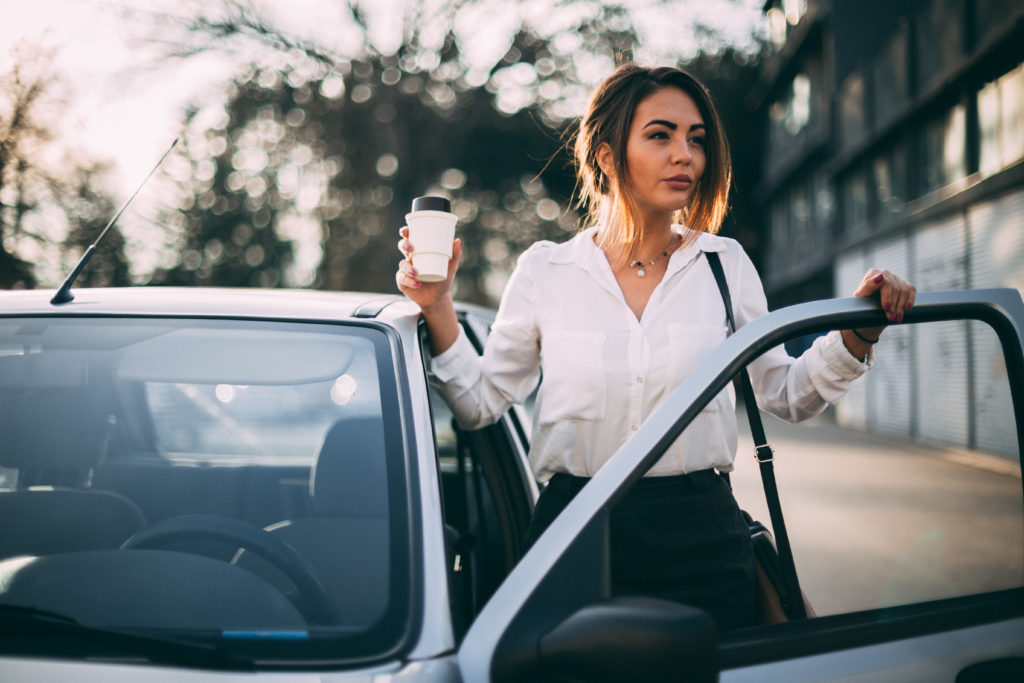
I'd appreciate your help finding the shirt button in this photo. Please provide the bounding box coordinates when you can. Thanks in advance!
[636,377,644,383]
[631,424,638,431]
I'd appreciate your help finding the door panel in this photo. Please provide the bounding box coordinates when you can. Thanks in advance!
[460,291,1024,682]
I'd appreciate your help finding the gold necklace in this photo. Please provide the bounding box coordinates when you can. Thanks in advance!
[629,236,678,277]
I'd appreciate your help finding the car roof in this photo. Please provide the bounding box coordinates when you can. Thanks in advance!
[0,287,432,323]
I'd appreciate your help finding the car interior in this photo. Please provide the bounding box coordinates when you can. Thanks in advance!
[0,318,410,647]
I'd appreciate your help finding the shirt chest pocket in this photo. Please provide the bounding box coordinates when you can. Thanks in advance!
[667,323,729,413]
[538,331,606,425]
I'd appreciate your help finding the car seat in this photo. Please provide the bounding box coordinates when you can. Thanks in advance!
[232,416,391,627]
[0,387,146,560]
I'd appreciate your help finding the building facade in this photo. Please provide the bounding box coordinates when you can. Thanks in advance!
[753,0,1024,459]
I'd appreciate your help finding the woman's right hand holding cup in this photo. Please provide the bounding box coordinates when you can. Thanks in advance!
[396,226,462,314]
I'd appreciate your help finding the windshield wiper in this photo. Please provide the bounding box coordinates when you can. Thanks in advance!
[0,604,255,670]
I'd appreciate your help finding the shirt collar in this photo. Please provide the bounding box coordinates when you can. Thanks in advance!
[547,225,727,270]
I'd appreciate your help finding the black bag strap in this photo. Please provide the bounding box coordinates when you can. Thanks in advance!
[705,250,807,620]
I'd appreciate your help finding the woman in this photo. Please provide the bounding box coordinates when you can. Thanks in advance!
[395,64,915,630]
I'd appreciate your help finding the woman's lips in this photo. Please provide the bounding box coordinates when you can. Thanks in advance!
[664,175,693,190]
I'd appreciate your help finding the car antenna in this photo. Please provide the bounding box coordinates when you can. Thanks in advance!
[50,138,179,305]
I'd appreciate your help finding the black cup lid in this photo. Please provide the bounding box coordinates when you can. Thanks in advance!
[411,196,451,212]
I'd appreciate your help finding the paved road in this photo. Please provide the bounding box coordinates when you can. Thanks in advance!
[727,408,1023,616]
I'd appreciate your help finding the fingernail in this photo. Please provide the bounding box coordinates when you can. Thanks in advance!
[885,305,892,313]
[906,302,914,310]
[409,268,417,276]
[874,274,884,283]
[402,243,412,252]
[412,281,421,288]
[897,313,904,322]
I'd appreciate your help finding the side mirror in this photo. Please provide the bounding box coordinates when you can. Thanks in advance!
[537,597,718,682]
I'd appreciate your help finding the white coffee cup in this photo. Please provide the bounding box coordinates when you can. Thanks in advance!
[406,196,457,282]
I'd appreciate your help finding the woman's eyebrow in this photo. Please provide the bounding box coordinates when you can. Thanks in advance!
[642,120,707,132]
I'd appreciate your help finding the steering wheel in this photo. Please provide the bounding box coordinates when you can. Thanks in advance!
[121,514,335,625]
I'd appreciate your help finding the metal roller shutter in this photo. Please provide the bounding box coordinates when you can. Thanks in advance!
[968,187,1024,457]
[866,237,913,438]
[835,251,869,430]
[913,214,970,449]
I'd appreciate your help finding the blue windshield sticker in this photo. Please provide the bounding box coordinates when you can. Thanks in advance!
[221,630,310,640]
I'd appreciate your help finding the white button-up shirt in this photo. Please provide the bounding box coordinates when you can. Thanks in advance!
[432,226,869,482]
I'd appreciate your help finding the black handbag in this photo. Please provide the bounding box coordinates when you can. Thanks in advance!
[705,250,809,622]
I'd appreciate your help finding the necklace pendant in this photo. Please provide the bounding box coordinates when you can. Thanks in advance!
[637,267,646,277]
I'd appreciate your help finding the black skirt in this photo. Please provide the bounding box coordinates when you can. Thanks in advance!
[525,469,758,631]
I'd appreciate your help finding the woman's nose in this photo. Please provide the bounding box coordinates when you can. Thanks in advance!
[671,140,692,165]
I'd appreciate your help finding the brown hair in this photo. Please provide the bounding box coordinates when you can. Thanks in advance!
[574,64,732,266]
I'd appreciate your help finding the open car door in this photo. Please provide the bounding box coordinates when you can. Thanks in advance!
[457,289,1024,683]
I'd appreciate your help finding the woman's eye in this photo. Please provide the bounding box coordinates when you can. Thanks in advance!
[649,131,669,140]
[689,136,706,147]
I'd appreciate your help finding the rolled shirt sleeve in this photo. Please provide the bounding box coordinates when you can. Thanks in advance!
[729,242,869,422]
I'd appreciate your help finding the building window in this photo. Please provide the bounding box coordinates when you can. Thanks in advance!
[791,74,812,134]
[767,70,816,172]
[769,173,830,275]
[769,198,790,274]
[783,0,808,25]
[766,0,809,48]
[914,0,964,93]
[922,103,967,194]
[873,32,910,129]
[974,0,1022,49]
[790,180,813,255]
[872,140,908,216]
[978,62,1024,177]
[842,167,870,237]
[813,172,835,228]
[767,6,788,48]
[839,72,867,151]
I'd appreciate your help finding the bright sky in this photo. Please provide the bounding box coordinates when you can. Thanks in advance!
[2,0,765,181]
[0,0,240,185]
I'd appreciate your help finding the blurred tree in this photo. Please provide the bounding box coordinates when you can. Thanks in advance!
[148,104,296,288]
[0,42,126,290]
[145,0,764,302]
[145,0,640,302]
[0,44,50,289]
[56,160,132,288]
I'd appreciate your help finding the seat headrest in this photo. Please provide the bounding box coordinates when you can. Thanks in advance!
[310,417,389,518]
[0,488,146,560]
[0,388,112,478]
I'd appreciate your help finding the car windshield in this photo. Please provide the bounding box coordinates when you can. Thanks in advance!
[0,316,411,663]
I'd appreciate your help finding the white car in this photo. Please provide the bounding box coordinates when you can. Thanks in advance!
[0,284,1022,682]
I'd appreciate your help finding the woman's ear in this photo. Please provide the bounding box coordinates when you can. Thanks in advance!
[596,142,614,181]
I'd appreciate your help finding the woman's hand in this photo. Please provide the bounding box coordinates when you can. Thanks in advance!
[396,226,463,355]
[842,268,917,360]
[396,226,462,313]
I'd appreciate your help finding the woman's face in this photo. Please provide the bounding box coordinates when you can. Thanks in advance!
[603,86,707,222]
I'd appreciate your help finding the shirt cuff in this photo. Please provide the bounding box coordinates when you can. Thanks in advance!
[430,327,478,383]
[820,329,871,379]
[803,330,870,404]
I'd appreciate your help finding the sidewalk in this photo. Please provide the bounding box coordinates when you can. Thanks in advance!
[734,405,1020,478]
[725,404,1023,617]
